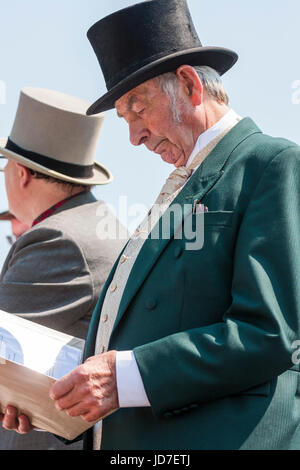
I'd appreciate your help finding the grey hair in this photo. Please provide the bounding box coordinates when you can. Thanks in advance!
[155,66,229,122]
[193,66,229,104]
[155,72,183,122]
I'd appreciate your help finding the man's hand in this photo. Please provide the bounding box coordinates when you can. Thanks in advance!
[0,406,33,434]
[49,350,119,423]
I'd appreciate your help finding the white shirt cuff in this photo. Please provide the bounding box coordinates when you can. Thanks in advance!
[116,350,151,407]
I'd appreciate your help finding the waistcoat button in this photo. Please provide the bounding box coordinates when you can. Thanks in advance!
[110,283,117,292]
[145,299,157,310]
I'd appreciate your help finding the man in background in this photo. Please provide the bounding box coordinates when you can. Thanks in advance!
[0,87,127,449]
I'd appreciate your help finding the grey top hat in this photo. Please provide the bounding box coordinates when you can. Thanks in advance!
[0,87,112,185]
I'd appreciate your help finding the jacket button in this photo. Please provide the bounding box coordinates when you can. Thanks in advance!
[174,247,183,259]
[181,407,190,413]
[145,299,157,310]
[120,254,131,264]
[189,404,198,409]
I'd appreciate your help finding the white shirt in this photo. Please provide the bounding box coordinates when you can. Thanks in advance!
[116,109,242,408]
[185,108,242,170]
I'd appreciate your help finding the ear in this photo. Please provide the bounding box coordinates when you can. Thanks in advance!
[15,163,33,189]
[176,65,203,107]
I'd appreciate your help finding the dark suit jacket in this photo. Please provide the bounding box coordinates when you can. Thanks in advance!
[85,118,300,450]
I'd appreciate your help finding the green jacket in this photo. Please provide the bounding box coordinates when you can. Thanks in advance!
[84,118,300,450]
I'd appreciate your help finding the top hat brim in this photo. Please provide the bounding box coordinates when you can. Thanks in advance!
[87,46,238,115]
[0,138,113,186]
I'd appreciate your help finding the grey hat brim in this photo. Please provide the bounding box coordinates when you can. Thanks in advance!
[0,138,113,186]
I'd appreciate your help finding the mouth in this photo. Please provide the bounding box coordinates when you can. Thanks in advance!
[152,139,168,154]
[148,140,181,165]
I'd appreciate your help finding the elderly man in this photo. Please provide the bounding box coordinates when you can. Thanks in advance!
[9,0,300,450]
[0,87,126,449]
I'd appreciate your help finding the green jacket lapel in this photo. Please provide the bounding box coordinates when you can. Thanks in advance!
[111,118,262,335]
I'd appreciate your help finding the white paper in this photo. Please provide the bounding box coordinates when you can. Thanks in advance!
[0,310,84,379]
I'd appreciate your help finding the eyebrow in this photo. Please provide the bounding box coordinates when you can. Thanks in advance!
[117,95,139,118]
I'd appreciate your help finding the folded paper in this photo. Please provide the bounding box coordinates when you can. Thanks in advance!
[0,310,97,440]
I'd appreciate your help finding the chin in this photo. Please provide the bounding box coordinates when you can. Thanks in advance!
[161,153,178,165]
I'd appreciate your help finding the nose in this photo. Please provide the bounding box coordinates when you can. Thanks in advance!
[129,120,150,146]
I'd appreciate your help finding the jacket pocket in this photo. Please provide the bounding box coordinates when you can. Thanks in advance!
[187,211,234,239]
[203,211,234,227]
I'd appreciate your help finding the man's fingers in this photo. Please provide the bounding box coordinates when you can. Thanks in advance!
[17,415,33,434]
[64,401,93,418]
[49,371,76,400]
[2,406,18,430]
[81,406,118,423]
[49,352,119,424]
[80,411,99,423]
[1,408,33,434]
[55,382,89,411]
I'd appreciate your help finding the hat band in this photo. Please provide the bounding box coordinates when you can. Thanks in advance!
[5,138,94,178]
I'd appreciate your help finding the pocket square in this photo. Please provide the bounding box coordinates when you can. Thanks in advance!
[193,200,209,214]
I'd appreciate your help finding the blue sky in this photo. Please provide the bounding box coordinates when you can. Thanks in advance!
[0,0,299,265]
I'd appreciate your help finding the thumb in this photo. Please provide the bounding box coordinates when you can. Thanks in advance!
[49,371,75,401]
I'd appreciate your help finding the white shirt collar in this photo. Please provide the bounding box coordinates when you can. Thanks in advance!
[185,109,242,169]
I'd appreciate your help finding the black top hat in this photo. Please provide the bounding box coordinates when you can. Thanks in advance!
[86,0,238,115]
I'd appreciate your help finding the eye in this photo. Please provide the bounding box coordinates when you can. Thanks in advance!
[137,108,145,116]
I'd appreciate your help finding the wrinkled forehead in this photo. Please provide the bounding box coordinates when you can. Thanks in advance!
[115,78,159,116]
